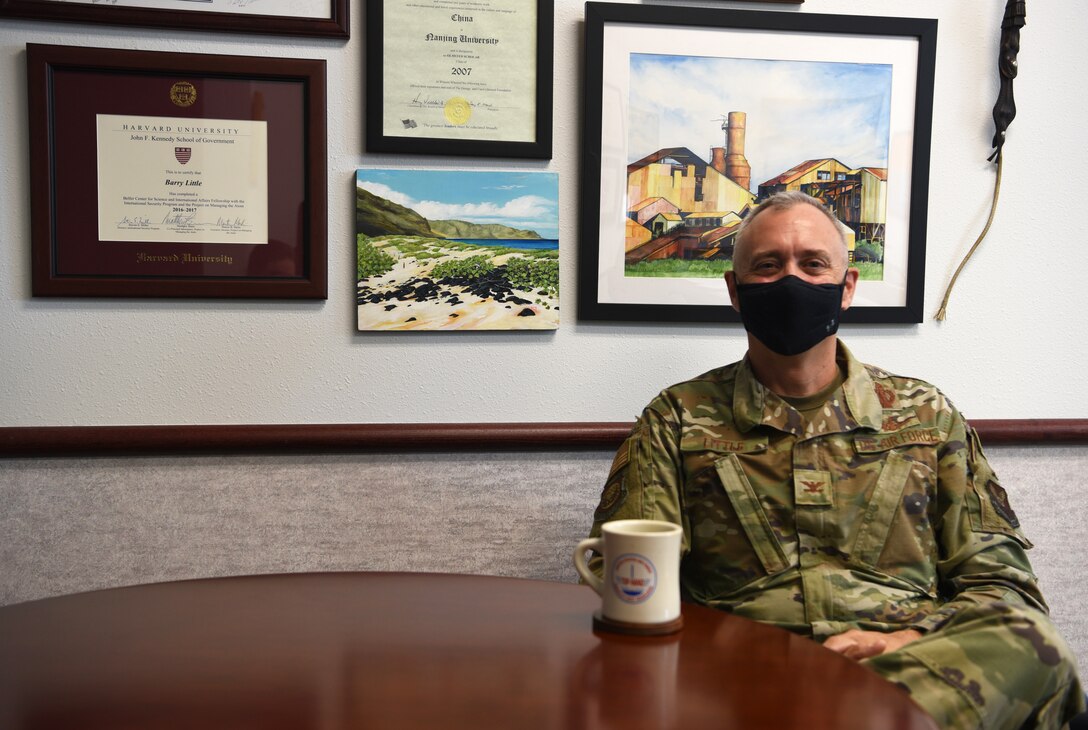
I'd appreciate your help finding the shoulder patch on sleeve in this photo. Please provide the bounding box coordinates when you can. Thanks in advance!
[607,436,630,477]
[594,477,628,522]
[962,423,1031,545]
[594,437,633,522]
[983,479,1020,529]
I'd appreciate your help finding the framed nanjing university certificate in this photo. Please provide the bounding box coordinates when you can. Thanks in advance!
[365,0,553,159]
[27,45,327,298]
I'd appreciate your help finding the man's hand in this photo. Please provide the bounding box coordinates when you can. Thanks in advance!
[823,628,923,661]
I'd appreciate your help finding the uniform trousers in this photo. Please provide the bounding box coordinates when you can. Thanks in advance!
[862,602,1085,729]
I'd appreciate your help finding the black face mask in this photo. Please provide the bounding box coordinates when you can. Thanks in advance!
[733,275,845,356]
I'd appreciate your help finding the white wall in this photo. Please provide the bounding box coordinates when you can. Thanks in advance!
[1,0,1085,427]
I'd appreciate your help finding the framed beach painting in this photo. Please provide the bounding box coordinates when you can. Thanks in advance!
[355,169,559,331]
[577,3,937,324]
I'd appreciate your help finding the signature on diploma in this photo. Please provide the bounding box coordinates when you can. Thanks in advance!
[162,211,197,226]
[215,217,249,230]
[117,215,151,228]
[409,92,447,109]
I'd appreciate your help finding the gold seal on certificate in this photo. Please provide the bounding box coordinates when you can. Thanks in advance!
[170,81,197,108]
[444,97,472,126]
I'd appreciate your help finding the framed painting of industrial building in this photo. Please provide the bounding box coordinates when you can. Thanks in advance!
[577,3,936,324]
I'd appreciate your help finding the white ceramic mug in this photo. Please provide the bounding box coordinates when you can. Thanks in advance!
[573,519,683,625]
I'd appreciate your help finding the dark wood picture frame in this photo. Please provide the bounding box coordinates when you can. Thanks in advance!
[364,0,553,159]
[27,44,327,299]
[0,0,349,39]
[578,3,937,324]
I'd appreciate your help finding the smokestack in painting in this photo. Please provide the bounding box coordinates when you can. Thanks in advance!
[724,111,751,192]
[711,146,727,175]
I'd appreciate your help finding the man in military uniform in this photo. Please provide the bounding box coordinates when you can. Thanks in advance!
[589,191,1084,729]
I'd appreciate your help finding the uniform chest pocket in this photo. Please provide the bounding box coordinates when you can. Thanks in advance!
[712,454,790,575]
[851,450,914,565]
[848,443,939,593]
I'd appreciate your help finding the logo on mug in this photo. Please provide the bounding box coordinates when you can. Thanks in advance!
[611,553,657,603]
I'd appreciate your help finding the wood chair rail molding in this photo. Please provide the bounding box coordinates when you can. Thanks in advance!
[1,420,1086,457]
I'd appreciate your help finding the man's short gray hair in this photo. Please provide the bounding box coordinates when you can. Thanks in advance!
[733,191,849,274]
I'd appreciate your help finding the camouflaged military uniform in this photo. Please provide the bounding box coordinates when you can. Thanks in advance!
[590,342,1084,729]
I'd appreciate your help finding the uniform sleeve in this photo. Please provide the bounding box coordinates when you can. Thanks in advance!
[586,402,690,575]
[912,407,1048,633]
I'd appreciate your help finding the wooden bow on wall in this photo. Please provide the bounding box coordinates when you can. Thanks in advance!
[935,0,1026,321]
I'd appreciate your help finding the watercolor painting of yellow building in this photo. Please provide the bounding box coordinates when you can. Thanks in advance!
[623,54,893,280]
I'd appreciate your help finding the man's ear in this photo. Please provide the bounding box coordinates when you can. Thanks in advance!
[725,271,741,313]
[840,267,860,311]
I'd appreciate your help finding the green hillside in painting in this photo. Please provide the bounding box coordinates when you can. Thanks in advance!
[429,219,541,240]
[355,187,436,238]
[356,187,542,240]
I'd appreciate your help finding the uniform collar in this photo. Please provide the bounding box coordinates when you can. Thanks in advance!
[733,340,883,436]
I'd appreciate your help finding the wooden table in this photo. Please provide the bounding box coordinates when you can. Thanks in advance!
[0,572,937,729]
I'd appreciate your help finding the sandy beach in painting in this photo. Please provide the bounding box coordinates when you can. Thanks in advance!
[357,237,559,331]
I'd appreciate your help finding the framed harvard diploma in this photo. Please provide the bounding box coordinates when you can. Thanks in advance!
[27,44,327,299]
[365,0,553,159]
